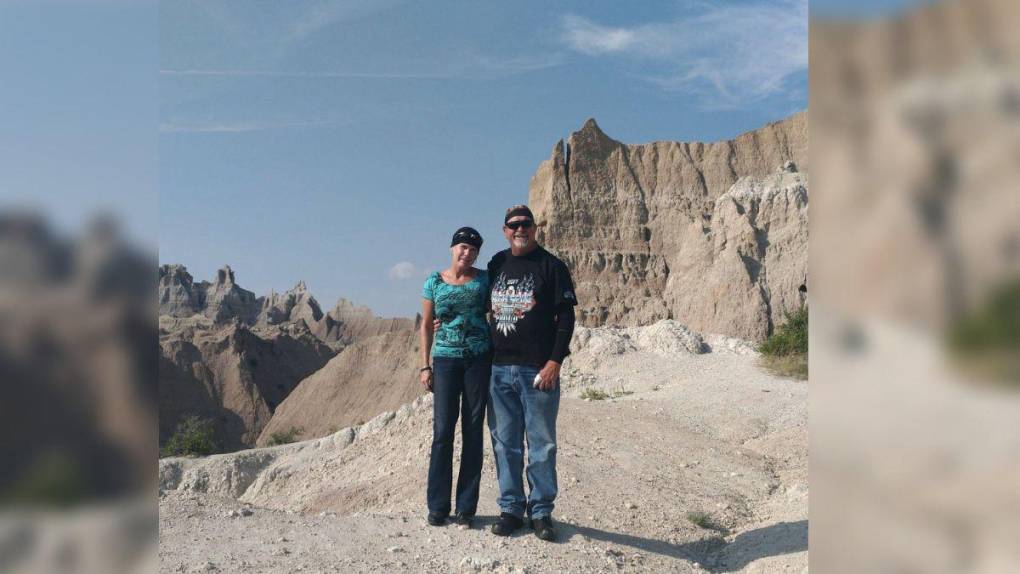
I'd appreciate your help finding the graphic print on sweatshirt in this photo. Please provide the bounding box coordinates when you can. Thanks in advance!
[491,272,536,336]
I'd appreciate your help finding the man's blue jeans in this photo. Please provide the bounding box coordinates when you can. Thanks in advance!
[487,364,560,520]
[427,354,490,517]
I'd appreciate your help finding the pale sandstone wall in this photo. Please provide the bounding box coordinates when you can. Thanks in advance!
[530,112,808,341]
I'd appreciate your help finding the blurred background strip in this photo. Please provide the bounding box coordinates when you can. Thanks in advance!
[0,0,157,573]
[811,0,1020,572]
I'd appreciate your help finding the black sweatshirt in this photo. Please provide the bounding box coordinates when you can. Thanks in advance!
[487,246,578,367]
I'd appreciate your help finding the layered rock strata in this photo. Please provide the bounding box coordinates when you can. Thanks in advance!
[530,112,808,341]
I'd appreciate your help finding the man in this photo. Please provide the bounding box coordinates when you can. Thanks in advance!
[485,204,577,542]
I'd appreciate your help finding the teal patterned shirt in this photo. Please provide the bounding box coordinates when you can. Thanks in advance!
[422,270,492,358]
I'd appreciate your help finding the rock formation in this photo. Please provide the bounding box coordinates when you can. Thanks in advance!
[668,165,808,341]
[256,281,323,329]
[159,319,336,450]
[530,112,807,341]
[159,264,259,324]
[158,264,419,451]
[159,264,413,346]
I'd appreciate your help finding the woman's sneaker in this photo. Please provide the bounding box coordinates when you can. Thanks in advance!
[427,512,447,526]
[490,513,524,536]
[531,516,557,542]
[453,513,474,528]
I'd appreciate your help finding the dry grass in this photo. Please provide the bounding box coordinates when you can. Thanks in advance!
[761,353,808,380]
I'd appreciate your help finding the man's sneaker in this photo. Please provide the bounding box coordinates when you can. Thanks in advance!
[490,513,524,536]
[531,516,557,542]
[453,513,474,528]
[427,512,447,526]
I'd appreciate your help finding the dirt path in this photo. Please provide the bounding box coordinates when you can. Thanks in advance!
[160,332,807,573]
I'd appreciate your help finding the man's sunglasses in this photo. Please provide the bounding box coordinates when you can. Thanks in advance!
[506,220,534,230]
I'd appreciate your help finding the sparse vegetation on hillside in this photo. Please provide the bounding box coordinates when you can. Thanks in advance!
[948,280,1020,385]
[759,307,808,380]
[267,426,304,446]
[162,416,218,457]
[686,510,718,530]
[580,385,634,401]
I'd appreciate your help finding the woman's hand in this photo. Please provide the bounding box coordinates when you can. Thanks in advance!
[420,368,434,392]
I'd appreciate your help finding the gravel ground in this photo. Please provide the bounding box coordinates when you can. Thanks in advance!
[160,327,807,573]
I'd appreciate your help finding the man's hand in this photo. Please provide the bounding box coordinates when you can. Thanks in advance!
[432,318,441,332]
[536,360,561,391]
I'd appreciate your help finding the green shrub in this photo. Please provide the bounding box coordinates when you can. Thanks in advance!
[686,511,715,529]
[267,426,303,446]
[759,307,808,380]
[161,416,218,457]
[759,307,808,357]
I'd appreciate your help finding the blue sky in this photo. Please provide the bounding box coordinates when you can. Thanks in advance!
[158,0,812,318]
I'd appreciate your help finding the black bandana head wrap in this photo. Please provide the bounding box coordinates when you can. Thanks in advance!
[503,204,534,225]
[451,226,483,249]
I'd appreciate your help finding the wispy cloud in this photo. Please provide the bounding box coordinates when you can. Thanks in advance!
[285,0,369,43]
[193,0,390,50]
[561,16,639,55]
[464,52,566,77]
[159,52,563,81]
[160,69,460,80]
[388,261,417,281]
[560,0,807,108]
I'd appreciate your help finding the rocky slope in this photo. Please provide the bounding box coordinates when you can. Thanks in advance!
[158,264,417,451]
[530,112,807,341]
[255,323,422,447]
[159,321,808,573]
[314,297,417,346]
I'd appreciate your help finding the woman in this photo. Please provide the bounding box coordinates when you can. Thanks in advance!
[420,226,491,528]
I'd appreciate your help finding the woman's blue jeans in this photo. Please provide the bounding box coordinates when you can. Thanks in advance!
[427,354,491,516]
[487,364,560,520]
